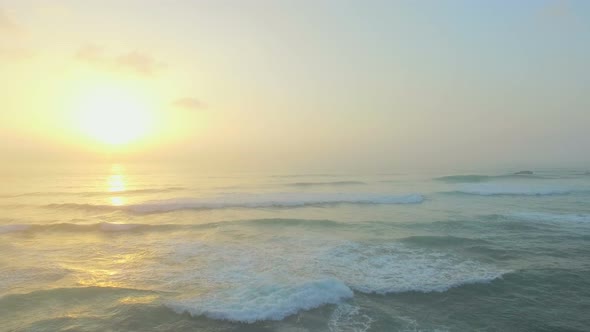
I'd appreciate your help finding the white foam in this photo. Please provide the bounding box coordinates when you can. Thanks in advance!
[456,184,572,196]
[321,242,506,294]
[156,237,505,323]
[129,192,424,213]
[0,224,31,234]
[510,212,590,223]
[328,303,374,332]
[167,278,353,323]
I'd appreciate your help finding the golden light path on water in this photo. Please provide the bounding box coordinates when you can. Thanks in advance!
[108,164,126,206]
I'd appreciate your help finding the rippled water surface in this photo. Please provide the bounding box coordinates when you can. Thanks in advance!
[1,165,589,331]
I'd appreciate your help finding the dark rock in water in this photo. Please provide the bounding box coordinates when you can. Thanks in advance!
[514,170,534,175]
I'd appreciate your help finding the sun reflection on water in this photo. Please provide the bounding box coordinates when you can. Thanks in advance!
[108,175,125,192]
[68,252,149,289]
[110,196,125,206]
[108,164,126,205]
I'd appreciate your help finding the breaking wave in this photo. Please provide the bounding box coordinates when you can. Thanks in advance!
[45,192,424,214]
[167,278,353,323]
[160,240,506,323]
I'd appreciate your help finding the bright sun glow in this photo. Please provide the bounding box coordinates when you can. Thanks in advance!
[75,86,154,145]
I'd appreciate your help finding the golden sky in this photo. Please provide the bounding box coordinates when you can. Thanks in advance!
[1,1,589,171]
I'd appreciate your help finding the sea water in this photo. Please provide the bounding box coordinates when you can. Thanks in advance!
[1,164,589,331]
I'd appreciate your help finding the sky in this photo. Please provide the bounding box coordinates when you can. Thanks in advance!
[1,0,589,172]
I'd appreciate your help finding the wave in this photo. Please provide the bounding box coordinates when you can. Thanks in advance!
[0,224,31,234]
[0,187,186,198]
[241,218,345,228]
[130,193,424,213]
[0,266,69,295]
[167,278,353,323]
[435,174,547,183]
[452,184,578,196]
[0,218,349,235]
[0,286,154,304]
[399,235,490,247]
[160,240,506,323]
[287,181,367,187]
[270,174,342,178]
[0,222,160,234]
[435,174,494,183]
[45,192,423,214]
[508,212,590,223]
[1,234,506,324]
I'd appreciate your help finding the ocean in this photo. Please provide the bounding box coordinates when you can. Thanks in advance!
[1,165,589,331]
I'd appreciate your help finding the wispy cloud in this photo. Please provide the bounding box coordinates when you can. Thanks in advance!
[0,47,35,61]
[0,9,26,38]
[172,97,207,111]
[75,45,165,76]
[0,10,19,33]
[540,0,570,20]
[0,9,34,61]
[536,0,580,28]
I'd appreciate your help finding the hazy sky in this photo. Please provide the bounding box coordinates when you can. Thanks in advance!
[1,0,589,171]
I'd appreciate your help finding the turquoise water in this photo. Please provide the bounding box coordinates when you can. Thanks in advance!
[1,165,589,331]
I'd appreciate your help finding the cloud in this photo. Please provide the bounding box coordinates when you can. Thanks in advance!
[172,97,207,111]
[0,10,20,33]
[75,44,103,62]
[75,45,165,76]
[540,0,570,20]
[115,51,161,76]
[0,47,35,61]
[0,9,26,38]
[0,9,34,61]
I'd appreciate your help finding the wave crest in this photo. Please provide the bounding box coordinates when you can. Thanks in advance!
[159,239,506,323]
[167,278,353,323]
[0,219,350,235]
[43,193,424,214]
[130,192,424,213]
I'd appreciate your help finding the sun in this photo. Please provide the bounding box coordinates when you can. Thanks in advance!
[74,85,154,145]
